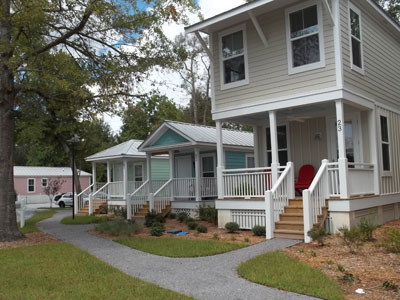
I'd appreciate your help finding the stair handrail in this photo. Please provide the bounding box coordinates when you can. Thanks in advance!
[92,182,110,198]
[152,178,173,213]
[129,180,149,197]
[77,183,94,197]
[153,178,173,197]
[265,162,294,239]
[302,159,330,243]
[74,183,94,215]
[127,180,149,220]
[89,182,110,215]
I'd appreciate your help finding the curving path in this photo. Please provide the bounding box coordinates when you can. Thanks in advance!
[38,211,316,300]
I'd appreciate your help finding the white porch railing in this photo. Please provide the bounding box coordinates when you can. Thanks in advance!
[128,181,144,194]
[89,182,110,215]
[151,180,169,193]
[75,182,106,214]
[327,162,340,197]
[201,177,217,197]
[173,178,195,198]
[348,163,375,196]
[222,167,274,198]
[265,162,295,239]
[152,179,173,214]
[108,181,124,197]
[127,180,149,219]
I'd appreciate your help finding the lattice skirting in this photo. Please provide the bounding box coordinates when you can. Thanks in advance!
[231,209,266,230]
[172,208,198,218]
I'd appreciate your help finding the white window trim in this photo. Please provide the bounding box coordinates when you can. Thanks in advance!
[41,178,48,188]
[133,162,144,182]
[348,2,365,75]
[285,0,326,75]
[245,154,255,168]
[379,112,392,176]
[200,153,216,177]
[219,23,250,90]
[266,123,291,165]
[27,178,35,193]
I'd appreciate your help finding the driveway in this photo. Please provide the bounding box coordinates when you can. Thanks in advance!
[39,211,316,300]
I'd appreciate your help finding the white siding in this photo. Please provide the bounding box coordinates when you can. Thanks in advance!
[341,0,400,111]
[212,2,337,112]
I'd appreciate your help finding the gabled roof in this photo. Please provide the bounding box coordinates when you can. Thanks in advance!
[14,166,91,177]
[85,140,146,162]
[139,121,254,151]
[185,0,400,40]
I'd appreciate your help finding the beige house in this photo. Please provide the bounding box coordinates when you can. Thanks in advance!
[185,0,400,241]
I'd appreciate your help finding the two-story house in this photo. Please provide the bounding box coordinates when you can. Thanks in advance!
[185,0,400,241]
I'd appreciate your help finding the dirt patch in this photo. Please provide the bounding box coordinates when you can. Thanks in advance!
[0,232,59,249]
[91,218,266,245]
[282,220,400,300]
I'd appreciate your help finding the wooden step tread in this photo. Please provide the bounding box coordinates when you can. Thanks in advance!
[274,229,304,234]
[280,213,303,216]
[285,205,303,209]
[276,221,304,225]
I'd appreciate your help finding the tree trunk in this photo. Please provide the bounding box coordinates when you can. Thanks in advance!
[0,0,24,242]
[59,139,82,194]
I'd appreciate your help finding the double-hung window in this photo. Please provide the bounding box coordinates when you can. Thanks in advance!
[27,178,35,193]
[201,154,216,178]
[380,114,391,174]
[349,3,364,73]
[219,24,249,90]
[286,1,325,74]
[41,178,48,188]
[134,164,143,182]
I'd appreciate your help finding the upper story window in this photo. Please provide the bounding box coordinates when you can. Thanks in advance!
[219,24,249,90]
[380,114,391,174]
[286,1,325,74]
[349,3,364,73]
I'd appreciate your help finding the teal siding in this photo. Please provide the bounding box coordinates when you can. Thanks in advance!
[153,129,189,146]
[151,159,170,180]
[225,151,246,169]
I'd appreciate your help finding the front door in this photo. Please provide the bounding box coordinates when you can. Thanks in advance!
[175,156,192,178]
[328,115,362,163]
[175,155,193,197]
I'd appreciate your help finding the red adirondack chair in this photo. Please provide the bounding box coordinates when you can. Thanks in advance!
[295,165,315,195]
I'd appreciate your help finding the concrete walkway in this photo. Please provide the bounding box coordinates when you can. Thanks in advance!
[39,211,316,300]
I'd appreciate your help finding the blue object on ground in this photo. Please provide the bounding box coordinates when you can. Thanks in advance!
[168,229,182,234]
[176,232,189,235]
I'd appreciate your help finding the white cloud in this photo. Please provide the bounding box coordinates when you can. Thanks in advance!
[106,0,246,134]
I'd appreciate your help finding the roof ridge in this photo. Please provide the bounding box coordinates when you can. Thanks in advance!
[165,120,252,134]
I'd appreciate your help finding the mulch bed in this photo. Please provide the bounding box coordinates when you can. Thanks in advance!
[282,220,400,300]
[0,232,59,249]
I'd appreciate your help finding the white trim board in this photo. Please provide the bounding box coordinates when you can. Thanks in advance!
[216,200,265,210]
[328,193,400,212]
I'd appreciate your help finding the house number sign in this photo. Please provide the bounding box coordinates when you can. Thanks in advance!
[337,120,342,132]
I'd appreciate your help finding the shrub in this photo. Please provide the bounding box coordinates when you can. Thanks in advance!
[187,221,198,230]
[99,205,108,214]
[338,226,363,253]
[150,222,165,237]
[357,217,377,241]
[307,224,328,246]
[244,238,250,243]
[110,206,127,218]
[168,212,176,219]
[197,205,217,224]
[213,233,219,240]
[252,225,266,237]
[184,217,195,224]
[176,212,188,223]
[94,220,140,237]
[145,210,158,227]
[382,228,400,253]
[155,215,165,224]
[196,225,207,233]
[225,222,240,233]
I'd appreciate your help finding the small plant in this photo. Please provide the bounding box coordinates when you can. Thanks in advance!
[145,210,158,227]
[339,273,355,285]
[99,205,108,214]
[244,238,250,243]
[310,250,317,257]
[197,225,207,233]
[197,205,217,224]
[155,215,165,223]
[298,248,305,254]
[337,264,346,273]
[307,224,328,246]
[168,212,176,219]
[357,217,376,241]
[184,217,195,224]
[213,233,219,240]
[382,228,400,253]
[225,222,240,233]
[252,225,266,236]
[230,236,236,241]
[326,260,334,266]
[110,206,127,218]
[337,226,363,253]
[176,212,188,223]
[150,222,165,237]
[383,281,399,291]
[187,221,198,230]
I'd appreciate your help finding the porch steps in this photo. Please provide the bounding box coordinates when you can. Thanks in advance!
[274,197,328,240]
[132,203,171,220]
[77,200,107,216]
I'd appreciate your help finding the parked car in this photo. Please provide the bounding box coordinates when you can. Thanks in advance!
[54,192,89,208]
[53,193,65,202]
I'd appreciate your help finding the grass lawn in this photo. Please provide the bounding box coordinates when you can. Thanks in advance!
[115,237,247,257]
[61,215,111,225]
[0,242,193,300]
[18,209,57,234]
[237,251,344,300]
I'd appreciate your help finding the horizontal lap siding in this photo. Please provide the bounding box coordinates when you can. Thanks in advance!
[151,159,170,180]
[341,0,400,110]
[378,107,400,194]
[213,3,336,112]
[225,151,246,169]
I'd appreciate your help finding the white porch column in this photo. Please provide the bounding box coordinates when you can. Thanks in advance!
[92,162,97,192]
[261,125,268,167]
[269,111,280,186]
[107,162,111,183]
[169,150,175,202]
[253,126,260,167]
[368,108,380,195]
[335,100,350,198]
[194,148,201,201]
[216,120,225,199]
[123,159,128,200]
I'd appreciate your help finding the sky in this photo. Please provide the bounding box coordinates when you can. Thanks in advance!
[104,0,246,134]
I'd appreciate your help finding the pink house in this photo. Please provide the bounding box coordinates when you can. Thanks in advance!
[14,166,91,200]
